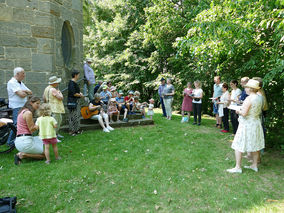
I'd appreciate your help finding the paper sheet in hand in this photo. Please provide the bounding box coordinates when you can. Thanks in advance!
[228,105,242,111]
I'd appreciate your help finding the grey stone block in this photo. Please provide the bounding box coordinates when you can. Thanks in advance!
[32,53,53,72]
[6,0,38,9]
[0,0,6,4]
[15,59,32,71]
[5,70,14,81]
[0,35,18,47]
[32,26,54,38]
[0,70,5,83]
[25,72,47,84]
[72,0,82,11]
[0,6,13,21]
[37,38,54,54]
[0,60,14,70]
[18,37,37,48]
[26,83,47,97]
[0,47,4,55]
[0,22,31,36]
[33,14,53,26]
[5,47,31,59]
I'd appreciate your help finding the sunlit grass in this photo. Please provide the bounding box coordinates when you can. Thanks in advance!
[0,110,283,212]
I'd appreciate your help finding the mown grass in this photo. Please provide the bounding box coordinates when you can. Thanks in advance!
[0,110,283,212]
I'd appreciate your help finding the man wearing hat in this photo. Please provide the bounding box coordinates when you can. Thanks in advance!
[158,77,167,117]
[43,76,65,141]
[84,58,96,101]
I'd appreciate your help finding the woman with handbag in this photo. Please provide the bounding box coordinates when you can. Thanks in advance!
[67,70,84,136]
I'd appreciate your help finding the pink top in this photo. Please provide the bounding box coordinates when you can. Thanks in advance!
[17,109,32,135]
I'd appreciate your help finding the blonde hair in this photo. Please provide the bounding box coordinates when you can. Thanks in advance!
[38,103,52,116]
[252,77,268,111]
[241,77,249,83]
[194,80,202,88]
[134,91,140,96]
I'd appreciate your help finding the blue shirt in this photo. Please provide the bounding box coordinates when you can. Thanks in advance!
[213,83,223,98]
[116,97,125,103]
[84,63,96,85]
[239,90,248,101]
[100,91,112,102]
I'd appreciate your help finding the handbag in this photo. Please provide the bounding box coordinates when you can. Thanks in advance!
[0,197,17,213]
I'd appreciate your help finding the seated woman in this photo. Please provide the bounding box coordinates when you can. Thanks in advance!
[89,94,114,133]
[14,96,45,165]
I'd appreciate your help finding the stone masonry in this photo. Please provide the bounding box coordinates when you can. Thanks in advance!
[0,0,83,98]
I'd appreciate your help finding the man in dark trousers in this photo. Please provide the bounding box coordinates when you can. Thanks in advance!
[158,78,167,117]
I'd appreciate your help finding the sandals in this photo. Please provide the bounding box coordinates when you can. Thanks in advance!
[14,154,22,165]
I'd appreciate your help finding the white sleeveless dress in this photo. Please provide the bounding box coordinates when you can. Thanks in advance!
[231,94,265,153]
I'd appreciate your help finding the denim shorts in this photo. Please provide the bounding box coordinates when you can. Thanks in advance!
[213,103,219,114]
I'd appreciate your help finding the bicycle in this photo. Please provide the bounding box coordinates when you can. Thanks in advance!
[0,98,16,154]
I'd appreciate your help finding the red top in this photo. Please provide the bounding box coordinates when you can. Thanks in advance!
[17,109,32,135]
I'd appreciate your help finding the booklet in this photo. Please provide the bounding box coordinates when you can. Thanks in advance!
[228,105,242,111]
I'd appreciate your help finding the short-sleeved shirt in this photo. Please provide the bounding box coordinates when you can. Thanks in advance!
[163,84,175,99]
[68,80,80,104]
[90,100,103,107]
[116,97,125,104]
[100,91,112,102]
[7,77,31,109]
[213,83,223,98]
[192,88,203,104]
[36,116,57,139]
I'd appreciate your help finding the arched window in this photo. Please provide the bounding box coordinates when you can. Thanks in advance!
[61,21,74,66]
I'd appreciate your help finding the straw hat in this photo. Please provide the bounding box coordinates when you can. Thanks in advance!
[48,76,61,84]
[110,86,116,92]
[118,90,123,95]
[244,79,260,89]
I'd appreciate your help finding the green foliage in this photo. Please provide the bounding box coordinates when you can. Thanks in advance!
[83,0,284,147]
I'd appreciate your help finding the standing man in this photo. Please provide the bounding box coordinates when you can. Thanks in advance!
[7,67,32,124]
[212,76,223,128]
[7,67,32,145]
[43,76,65,142]
[158,78,167,117]
[84,58,96,101]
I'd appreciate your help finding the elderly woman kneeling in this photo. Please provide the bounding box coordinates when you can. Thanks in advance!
[227,79,265,173]
[14,97,45,165]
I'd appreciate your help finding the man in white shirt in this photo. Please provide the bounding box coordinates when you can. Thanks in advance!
[7,67,32,124]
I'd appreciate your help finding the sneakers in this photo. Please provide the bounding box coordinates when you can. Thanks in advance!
[181,117,189,123]
[221,130,229,133]
[57,138,62,143]
[123,118,128,123]
[226,168,242,173]
[244,165,258,172]
[103,128,110,133]
[107,126,114,131]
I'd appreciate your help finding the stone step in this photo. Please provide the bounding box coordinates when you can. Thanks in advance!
[61,118,154,132]
[80,113,143,124]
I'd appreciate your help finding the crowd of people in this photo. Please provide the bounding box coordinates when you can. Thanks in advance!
[6,60,267,173]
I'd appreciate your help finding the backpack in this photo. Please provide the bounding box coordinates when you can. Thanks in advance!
[0,197,17,213]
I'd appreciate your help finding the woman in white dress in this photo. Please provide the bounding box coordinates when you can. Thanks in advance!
[227,79,265,173]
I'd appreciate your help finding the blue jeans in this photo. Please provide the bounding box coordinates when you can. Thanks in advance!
[7,107,20,145]
[160,97,167,117]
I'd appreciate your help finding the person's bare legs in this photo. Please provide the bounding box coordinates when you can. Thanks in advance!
[235,150,242,169]
[216,114,222,127]
[182,110,185,117]
[117,111,120,121]
[109,113,113,123]
[123,109,128,119]
[52,144,59,159]
[97,115,106,129]
[103,113,110,127]
[18,152,45,160]
[188,112,191,120]
[44,144,50,161]
[251,152,258,169]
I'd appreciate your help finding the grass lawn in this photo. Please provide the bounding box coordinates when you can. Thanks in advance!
[0,110,283,212]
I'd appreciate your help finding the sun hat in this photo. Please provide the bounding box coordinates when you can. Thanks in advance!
[244,79,260,89]
[129,90,134,95]
[102,85,108,90]
[149,98,154,102]
[110,86,116,92]
[48,76,61,84]
[118,90,123,95]
[86,58,93,63]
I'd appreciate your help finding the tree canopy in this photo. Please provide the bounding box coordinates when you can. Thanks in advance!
[83,0,284,148]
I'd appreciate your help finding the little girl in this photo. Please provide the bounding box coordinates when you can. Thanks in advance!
[181,82,193,123]
[146,98,155,119]
[108,98,120,123]
[35,103,60,164]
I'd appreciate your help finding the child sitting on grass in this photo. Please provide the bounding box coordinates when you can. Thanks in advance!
[35,103,60,164]
[108,98,120,123]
